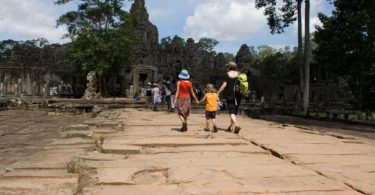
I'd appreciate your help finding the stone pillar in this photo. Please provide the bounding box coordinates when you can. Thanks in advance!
[133,68,140,97]
[33,81,36,96]
[26,71,32,95]
[0,83,3,96]
[17,78,22,96]
[4,72,10,95]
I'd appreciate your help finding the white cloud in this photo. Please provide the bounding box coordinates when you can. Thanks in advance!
[182,0,267,42]
[0,0,68,43]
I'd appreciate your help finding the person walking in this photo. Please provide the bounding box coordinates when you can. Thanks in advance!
[174,69,198,132]
[152,83,162,111]
[145,83,152,108]
[162,81,172,112]
[199,84,219,133]
[169,79,177,111]
[217,61,242,134]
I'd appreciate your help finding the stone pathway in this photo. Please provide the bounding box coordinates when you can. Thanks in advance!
[1,108,374,194]
[77,109,373,194]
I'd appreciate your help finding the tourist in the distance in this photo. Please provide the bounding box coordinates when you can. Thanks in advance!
[145,83,152,107]
[162,81,172,111]
[174,69,198,131]
[152,83,161,111]
[217,61,242,134]
[169,79,177,111]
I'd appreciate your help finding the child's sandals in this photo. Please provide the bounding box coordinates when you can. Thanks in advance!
[213,126,218,133]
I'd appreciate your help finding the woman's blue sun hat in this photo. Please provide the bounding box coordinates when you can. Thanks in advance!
[178,69,190,80]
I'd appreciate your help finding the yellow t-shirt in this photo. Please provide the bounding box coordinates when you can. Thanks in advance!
[205,92,218,112]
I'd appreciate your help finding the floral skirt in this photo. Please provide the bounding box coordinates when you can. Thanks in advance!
[177,97,191,119]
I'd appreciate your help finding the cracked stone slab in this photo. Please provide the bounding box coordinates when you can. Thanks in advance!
[9,148,86,169]
[104,137,249,147]
[273,189,362,195]
[94,167,169,185]
[59,130,93,138]
[49,138,95,146]
[174,175,348,194]
[82,184,179,195]
[78,151,127,161]
[101,144,142,155]
[143,144,268,154]
[61,124,89,131]
[3,168,78,179]
[0,178,77,195]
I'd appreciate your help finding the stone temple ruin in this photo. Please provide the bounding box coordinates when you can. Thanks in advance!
[0,0,258,99]
[124,0,230,94]
[0,44,76,97]
[0,0,356,112]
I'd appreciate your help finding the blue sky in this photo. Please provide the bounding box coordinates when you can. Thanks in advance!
[0,0,334,54]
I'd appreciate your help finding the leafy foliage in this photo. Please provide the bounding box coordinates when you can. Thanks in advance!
[55,0,137,78]
[197,38,219,53]
[0,38,50,66]
[255,0,297,34]
[314,0,375,110]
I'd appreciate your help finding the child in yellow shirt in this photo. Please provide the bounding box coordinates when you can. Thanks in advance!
[199,84,219,133]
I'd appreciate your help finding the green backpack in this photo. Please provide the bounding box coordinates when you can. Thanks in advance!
[235,73,249,96]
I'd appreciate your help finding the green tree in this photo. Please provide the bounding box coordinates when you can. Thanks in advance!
[0,39,18,65]
[314,0,375,110]
[160,36,172,51]
[223,52,235,62]
[55,0,137,95]
[197,38,219,53]
[0,38,49,67]
[255,0,311,114]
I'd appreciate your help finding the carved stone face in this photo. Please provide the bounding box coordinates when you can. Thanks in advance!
[135,0,145,7]
[87,71,95,82]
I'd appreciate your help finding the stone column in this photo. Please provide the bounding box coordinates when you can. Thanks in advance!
[0,82,3,96]
[132,67,140,97]
[4,72,10,95]
[17,78,22,96]
[26,71,32,95]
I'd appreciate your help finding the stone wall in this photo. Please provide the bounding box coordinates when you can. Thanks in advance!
[0,66,79,97]
[0,68,46,96]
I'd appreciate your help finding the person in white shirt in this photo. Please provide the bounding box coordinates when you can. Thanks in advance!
[152,83,161,111]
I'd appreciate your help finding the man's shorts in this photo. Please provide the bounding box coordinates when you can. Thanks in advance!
[205,111,217,119]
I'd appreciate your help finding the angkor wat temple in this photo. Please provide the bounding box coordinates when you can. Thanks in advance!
[0,0,241,98]
[0,0,355,110]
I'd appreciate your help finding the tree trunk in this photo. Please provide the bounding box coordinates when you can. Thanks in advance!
[297,0,304,111]
[358,63,363,110]
[303,0,311,115]
[98,74,107,97]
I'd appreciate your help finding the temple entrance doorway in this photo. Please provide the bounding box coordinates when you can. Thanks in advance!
[139,73,148,86]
